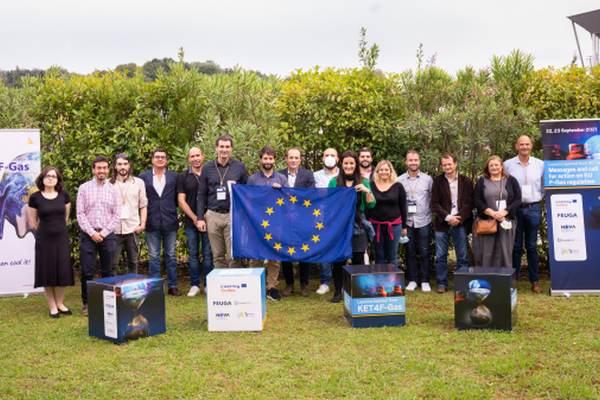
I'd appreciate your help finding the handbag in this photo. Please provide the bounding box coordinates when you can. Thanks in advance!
[474,217,497,235]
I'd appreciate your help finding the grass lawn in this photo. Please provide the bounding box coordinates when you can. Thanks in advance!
[0,277,598,400]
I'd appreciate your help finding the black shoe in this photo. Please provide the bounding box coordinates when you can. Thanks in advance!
[168,287,181,296]
[49,311,60,319]
[267,288,281,301]
[330,292,342,303]
[58,307,72,315]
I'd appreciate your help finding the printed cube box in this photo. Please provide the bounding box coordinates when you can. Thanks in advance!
[342,264,406,328]
[87,274,166,343]
[207,268,266,332]
[454,267,517,331]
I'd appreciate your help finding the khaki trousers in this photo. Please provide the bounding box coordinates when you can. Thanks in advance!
[205,210,235,268]
[248,259,280,290]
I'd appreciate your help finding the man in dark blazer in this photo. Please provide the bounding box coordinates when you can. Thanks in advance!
[278,147,315,296]
[430,153,474,293]
[139,148,181,295]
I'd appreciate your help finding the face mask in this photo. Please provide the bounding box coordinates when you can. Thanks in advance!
[324,156,337,168]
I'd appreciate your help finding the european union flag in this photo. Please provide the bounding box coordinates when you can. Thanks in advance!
[232,185,356,263]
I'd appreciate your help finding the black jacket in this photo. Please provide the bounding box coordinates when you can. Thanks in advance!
[139,169,179,232]
[431,174,474,232]
[474,175,522,220]
[277,167,315,188]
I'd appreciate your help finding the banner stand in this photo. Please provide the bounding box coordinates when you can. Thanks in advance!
[542,119,600,296]
[0,129,42,296]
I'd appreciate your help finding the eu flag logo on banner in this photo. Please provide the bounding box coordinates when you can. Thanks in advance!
[232,185,356,263]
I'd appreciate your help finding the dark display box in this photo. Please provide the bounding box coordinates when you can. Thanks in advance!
[454,267,517,331]
[88,274,166,343]
[342,264,406,328]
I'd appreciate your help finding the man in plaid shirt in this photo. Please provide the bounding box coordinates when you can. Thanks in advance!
[76,156,120,316]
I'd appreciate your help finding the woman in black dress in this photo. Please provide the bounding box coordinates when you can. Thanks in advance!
[27,166,73,318]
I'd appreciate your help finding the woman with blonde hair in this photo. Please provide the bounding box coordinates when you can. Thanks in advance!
[473,155,521,268]
[366,160,407,269]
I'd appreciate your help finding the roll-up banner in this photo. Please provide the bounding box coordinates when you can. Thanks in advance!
[542,119,600,295]
[0,129,41,296]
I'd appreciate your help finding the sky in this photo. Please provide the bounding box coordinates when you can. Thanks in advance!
[0,0,598,77]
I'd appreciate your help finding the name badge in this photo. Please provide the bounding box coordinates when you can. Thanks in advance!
[407,200,417,214]
[216,186,227,201]
[496,200,507,211]
[119,206,130,219]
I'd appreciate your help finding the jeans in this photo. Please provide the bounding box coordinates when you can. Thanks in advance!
[332,252,365,295]
[80,232,116,304]
[282,262,310,287]
[373,224,402,267]
[112,233,139,274]
[184,226,214,287]
[435,225,468,287]
[406,224,432,284]
[146,229,178,288]
[513,204,541,283]
[319,263,332,285]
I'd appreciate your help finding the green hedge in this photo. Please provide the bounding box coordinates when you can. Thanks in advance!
[2,59,600,268]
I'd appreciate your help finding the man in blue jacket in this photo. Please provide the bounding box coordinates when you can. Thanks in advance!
[139,148,181,295]
[279,147,315,296]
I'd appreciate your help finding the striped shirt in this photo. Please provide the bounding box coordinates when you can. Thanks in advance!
[77,178,120,237]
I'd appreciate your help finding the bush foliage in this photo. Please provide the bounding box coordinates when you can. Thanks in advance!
[1,52,600,266]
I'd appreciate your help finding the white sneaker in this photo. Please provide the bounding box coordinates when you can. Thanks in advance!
[187,285,201,297]
[316,283,330,295]
[421,282,432,292]
[406,281,418,291]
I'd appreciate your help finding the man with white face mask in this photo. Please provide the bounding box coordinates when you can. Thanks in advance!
[312,148,339,294]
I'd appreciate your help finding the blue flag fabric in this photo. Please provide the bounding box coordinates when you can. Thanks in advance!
[232,185,356,263]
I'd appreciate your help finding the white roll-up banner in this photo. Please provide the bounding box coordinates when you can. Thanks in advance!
[0,129,42,296]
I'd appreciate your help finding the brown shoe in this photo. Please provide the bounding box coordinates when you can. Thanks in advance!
[282,285,293,297]
[300,285,309,297]
[436,285,447,294]
[531,282,541,293]
[82,305,88,317]
[168,287,181,296]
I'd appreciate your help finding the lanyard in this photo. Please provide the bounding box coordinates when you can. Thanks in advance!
[492,177,505,200]
[215,161,230,186]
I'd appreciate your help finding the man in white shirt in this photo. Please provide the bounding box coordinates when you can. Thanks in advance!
[312,148,339,294]
[504,135,544,293]
[397,150,433,292]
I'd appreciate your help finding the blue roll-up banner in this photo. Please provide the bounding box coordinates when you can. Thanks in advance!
[542,119,600,295]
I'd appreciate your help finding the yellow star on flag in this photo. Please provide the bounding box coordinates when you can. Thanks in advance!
[289,195,298,204]
[303,199,312,207]
[312,209,321,217]
[261,220,270,228]
[264,233,273,241]
[301,244,310,252]
[265,207,274,215]
[287,247,296,255]
[276,197,285,206]
[274,242,282,251]
[311,235,320,243]
[315,222,324,230]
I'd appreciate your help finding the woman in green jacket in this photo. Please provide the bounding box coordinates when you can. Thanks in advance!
[328,150,376,302]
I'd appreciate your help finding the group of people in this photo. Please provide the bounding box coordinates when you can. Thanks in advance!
[27,133,544,316]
